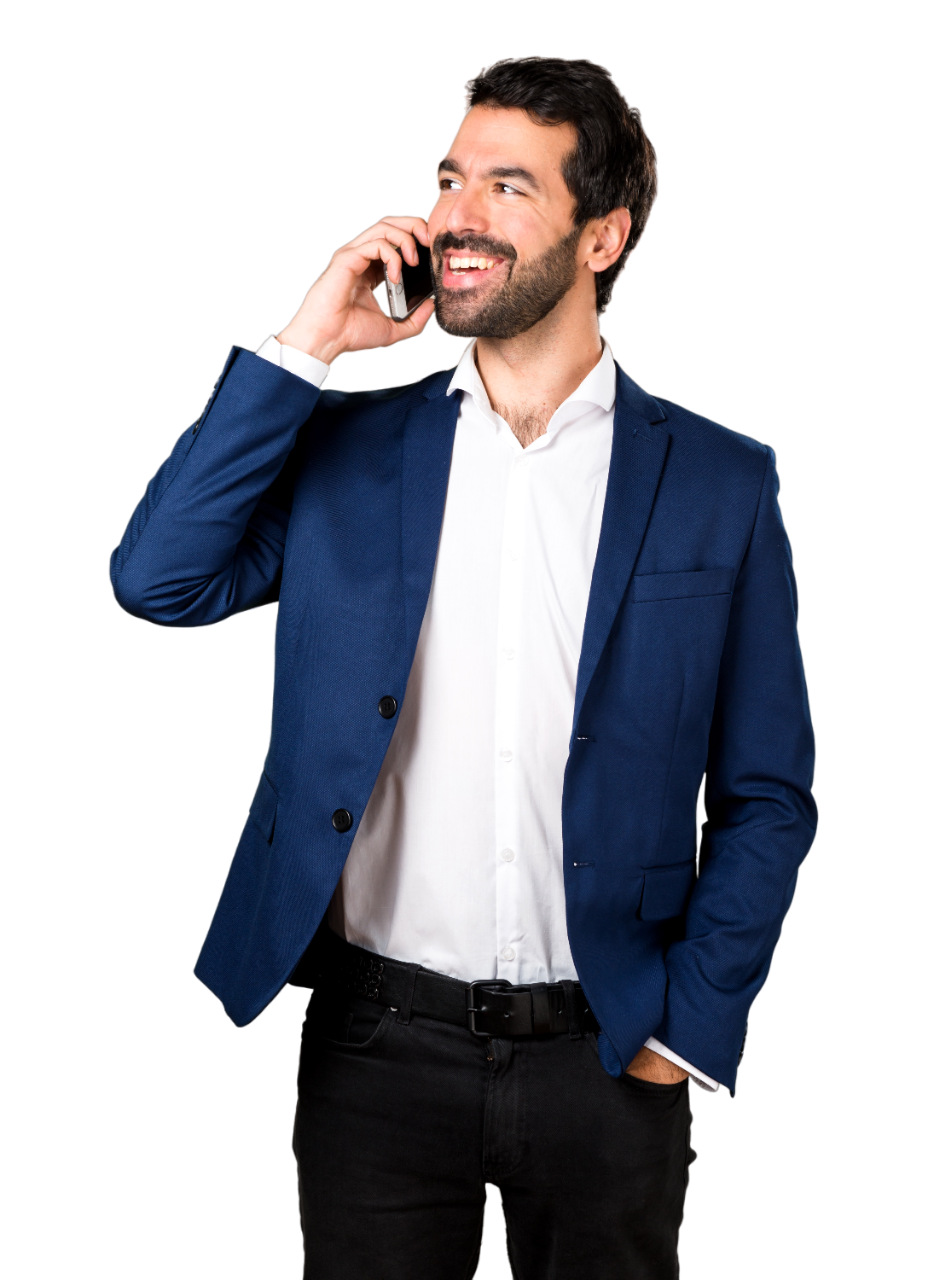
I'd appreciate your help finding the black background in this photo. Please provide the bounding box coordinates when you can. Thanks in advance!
[103,45,839,1280]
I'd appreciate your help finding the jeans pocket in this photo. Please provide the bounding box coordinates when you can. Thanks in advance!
[304,991,396,1051]
[620,1071,689,1096]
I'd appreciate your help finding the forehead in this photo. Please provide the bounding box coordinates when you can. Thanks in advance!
[443,106,575,191]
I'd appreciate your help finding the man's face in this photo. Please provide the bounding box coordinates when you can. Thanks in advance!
[427,106,585,339]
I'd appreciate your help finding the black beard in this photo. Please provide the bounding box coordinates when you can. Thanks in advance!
[432,226,582,339]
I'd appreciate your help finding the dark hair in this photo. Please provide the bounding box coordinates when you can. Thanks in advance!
[466,58,657,312]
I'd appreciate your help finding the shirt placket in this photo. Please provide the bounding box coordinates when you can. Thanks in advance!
[494,448,530,982]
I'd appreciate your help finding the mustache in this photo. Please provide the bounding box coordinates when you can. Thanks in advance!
[432,232,517,261]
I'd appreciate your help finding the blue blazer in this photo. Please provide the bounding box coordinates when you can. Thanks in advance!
[111,348,816,1092]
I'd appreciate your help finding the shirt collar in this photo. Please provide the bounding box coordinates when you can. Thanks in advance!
[447,339,617,435]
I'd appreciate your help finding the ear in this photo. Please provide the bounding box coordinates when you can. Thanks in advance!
[584,207,632,274]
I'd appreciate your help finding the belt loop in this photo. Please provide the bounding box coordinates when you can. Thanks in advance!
[561,980,582,1039]
[396,964,420,1025]
[529,983,553,1034]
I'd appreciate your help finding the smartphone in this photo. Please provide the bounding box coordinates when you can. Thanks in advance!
[385,243,434,321]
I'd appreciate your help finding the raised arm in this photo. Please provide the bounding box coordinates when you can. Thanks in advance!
[111,216,433,627]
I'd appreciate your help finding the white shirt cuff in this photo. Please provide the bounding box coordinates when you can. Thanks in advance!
[255,335,330,388]
[646,1037,720,1092]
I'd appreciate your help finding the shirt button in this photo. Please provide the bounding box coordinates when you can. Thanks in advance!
[499,749,513,763]
[502,648,515,660]
[501,847,515,862]
[516,457,530,469]
[502,946,516,962]
[377,695,398,718]
[331,809,353,833]
[507,548,518,561]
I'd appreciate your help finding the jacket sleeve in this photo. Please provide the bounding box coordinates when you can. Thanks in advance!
[110,348,322,626]
[656,447,817,1092]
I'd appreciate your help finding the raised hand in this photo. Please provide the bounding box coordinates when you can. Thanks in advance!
[277,217,434,365]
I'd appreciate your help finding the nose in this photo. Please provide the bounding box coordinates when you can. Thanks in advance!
[444,185,490,238]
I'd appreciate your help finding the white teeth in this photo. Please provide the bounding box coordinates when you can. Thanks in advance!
[448,254,496,272]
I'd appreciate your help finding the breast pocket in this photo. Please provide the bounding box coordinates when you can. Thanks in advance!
[632,568,734,603]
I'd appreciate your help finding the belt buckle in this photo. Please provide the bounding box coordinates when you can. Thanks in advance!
[467,980,516,1036]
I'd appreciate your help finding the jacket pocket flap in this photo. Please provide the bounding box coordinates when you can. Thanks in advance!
[632,568,733,603]
[639,863,696,920]
[249,772,279,843]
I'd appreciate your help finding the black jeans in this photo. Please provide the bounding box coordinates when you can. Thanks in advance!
[293,988,695,1279]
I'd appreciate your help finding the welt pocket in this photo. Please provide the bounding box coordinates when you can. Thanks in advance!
[632,568,733,603]
[248,771,279,844]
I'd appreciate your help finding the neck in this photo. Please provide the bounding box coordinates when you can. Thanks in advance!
[473,288,604,448]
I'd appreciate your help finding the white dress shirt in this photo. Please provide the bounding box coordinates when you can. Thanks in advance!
[255,334,718,1091]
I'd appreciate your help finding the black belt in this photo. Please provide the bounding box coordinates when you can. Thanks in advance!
[290,929,600,1038]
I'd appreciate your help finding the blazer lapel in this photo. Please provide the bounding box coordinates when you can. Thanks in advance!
[572,365,670,734]
[400,372,460,656]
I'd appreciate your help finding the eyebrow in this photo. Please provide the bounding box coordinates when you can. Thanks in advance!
[438,158,541,192]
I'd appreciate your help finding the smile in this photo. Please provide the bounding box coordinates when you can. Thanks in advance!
[442,252,509,290]
[447,254,506,272]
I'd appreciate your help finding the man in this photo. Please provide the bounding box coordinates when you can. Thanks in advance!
[112,58,816,1279]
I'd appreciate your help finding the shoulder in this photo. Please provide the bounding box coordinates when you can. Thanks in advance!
[618,364,770,470]
[315,367,456,419]
[656,395,770,465]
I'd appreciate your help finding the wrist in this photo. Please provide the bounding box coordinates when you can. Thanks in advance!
[276,323,343,367]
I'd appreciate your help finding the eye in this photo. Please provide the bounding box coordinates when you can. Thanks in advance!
[495,183,521,195]
[437,181,524,195]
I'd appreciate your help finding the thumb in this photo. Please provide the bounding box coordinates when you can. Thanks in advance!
[391,297,435,343]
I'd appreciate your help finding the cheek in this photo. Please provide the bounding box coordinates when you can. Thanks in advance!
[496,207,555,258]
[426,201,448,243]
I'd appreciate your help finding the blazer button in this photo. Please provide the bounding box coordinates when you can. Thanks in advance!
[378,695,398,719]
[331,809,353,833]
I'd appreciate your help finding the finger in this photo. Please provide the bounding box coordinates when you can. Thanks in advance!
[345,219,424,265]
[337,238,404,283]
[387,296,434,344]
[358,215,429,243]
[380,216,431,253]
[373,223,420,266]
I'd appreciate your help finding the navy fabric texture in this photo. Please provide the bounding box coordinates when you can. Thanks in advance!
[111,349,816,1093]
